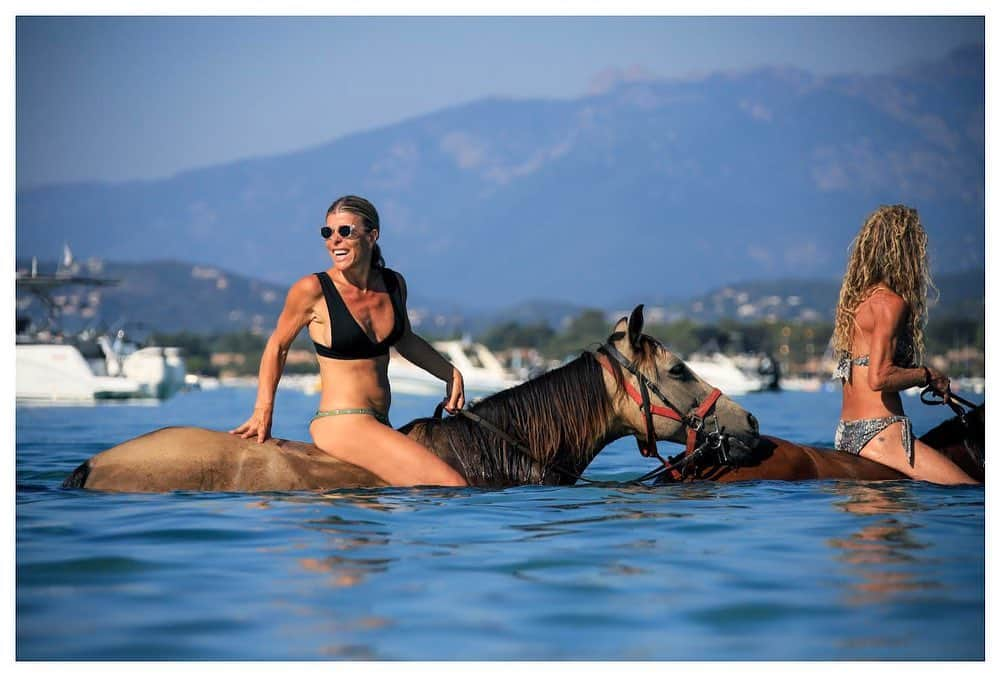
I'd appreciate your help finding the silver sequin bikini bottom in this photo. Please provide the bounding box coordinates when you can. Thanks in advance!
[834,416,914,467]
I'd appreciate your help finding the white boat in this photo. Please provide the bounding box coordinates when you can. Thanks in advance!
[388,340,522,397]
[185,373,220,391]
[15,255,187,402]
[15,339,186,402]
[780,376,824,392]
[17,343,144,401]
[685,352,768,396]
[276,373,321,394]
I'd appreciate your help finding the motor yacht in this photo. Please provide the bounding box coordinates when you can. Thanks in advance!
[16,254,186,402]
[685,352,771,396]
[388,340,522,397]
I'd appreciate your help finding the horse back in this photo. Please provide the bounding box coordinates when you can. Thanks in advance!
[66,426,385,492]
[705,436,906,482]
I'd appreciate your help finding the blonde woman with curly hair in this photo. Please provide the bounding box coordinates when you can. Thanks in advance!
[831,205,976,484]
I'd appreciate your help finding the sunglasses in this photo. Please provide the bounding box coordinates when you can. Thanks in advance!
[321,224,372,240]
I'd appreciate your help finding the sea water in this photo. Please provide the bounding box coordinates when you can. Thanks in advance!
[15,387,985,660]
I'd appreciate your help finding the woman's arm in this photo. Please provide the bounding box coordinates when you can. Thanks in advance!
[230,275,320,442]
[391,272,465,412]
[865,293,947,394]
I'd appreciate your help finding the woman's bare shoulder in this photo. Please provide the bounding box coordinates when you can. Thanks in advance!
[853,286,905,330]
[288,274,324,300]
[862,288,907,329]
[855,285,902,309]
[866,287,906,310]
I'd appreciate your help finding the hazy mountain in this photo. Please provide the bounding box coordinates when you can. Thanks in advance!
[16,45,984,308]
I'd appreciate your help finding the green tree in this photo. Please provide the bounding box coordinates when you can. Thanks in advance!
[644,320,701,356]
[540,309,614,359]
[480,322,555,351]
[212,331,267,354]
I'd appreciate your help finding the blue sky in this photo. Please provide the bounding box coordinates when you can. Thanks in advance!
[15,15,984,189]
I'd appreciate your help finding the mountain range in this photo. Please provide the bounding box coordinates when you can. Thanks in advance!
[16,44,984,308]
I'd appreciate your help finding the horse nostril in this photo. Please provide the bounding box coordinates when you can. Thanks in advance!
[748,413,759,436]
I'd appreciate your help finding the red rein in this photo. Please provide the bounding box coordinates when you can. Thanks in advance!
[596,353,723,467]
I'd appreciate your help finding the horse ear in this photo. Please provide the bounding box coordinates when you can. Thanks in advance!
[611,316,628,337]
[627,305,644,350]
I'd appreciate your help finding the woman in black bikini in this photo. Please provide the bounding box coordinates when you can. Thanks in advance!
[831,204,976,484]
[230,195,468,486]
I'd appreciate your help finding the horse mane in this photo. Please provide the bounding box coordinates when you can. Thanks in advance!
[400,351,622,485]
[918,403,984,482]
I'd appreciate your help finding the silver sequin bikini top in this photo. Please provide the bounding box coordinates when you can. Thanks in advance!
[832,353,869,381]
[832,344,915,381]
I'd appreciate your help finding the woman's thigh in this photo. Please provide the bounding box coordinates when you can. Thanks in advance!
[309,416,465,486]
[859,422,976,484]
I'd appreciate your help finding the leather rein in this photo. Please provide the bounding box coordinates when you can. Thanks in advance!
[595,341,727,482]
[432,340,732,485]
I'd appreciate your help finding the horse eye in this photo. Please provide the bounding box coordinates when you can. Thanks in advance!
[668,363,686,378]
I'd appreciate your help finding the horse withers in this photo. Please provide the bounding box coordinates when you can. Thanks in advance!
[62,305,761,493]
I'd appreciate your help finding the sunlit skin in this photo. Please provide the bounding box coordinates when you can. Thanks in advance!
[230,209,467,487]
[840,286,976,484]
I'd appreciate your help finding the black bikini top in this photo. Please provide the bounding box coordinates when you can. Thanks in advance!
[312,268,405,360]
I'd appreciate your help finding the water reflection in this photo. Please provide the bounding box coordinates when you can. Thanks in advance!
[256,493,398,588]
[826,483,937,605]
[299,554,391,588]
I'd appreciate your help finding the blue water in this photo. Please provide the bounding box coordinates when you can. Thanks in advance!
[16,387,985,660]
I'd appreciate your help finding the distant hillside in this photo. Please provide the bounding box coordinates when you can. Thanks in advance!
[15,257,982,336]
[15,258,473,337]
[630,269,984,325]
[16,45,984,308]
[16,259,283,335]
[463,299,586,333]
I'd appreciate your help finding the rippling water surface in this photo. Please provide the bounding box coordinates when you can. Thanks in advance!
[16,386,985,660]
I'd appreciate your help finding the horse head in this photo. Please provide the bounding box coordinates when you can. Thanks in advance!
[597,305,760,477]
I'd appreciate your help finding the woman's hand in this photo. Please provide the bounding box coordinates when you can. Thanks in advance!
[925,366,951,402]
[444,370,465,414]
[229,405,274,444]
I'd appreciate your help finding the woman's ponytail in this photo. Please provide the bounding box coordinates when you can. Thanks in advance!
[371,243,386,270]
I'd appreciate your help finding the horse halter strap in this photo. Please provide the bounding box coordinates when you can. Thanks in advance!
[596,343,723,472]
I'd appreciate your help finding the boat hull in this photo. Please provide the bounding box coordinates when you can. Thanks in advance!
[16,343,186,402]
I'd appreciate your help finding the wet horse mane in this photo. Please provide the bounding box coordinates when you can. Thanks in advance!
[400,351,625,485]
[918,403,985,482]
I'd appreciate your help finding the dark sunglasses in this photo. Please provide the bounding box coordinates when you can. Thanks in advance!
[321,224,372,240]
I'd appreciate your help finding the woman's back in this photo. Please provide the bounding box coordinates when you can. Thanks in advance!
[840,287,907,420]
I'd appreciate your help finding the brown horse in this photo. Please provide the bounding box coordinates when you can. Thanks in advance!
[651,403,984,484]
[62,306,761,493]
[914,401,984,482]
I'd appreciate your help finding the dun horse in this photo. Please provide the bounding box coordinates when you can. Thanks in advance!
[62,307,760,492]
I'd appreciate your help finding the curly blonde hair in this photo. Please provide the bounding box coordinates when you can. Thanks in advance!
[832,205,936,366]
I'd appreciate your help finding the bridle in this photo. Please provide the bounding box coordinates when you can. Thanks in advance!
[431,338,747,485]
[920,387,984,471]
[595,338,731,482]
